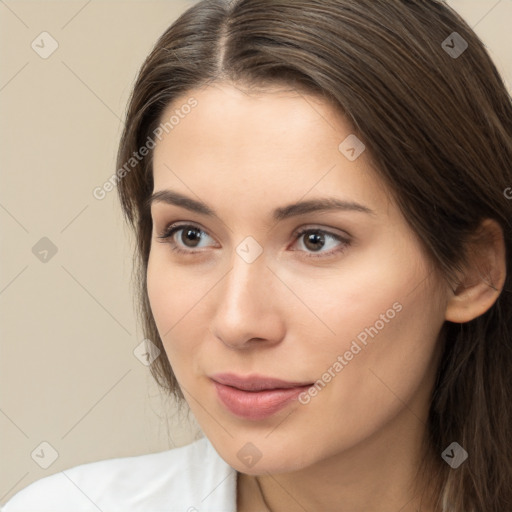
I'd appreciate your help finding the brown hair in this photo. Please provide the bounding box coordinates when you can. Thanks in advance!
[116,0,512,509]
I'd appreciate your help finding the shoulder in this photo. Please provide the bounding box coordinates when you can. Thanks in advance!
[2,436,237,512]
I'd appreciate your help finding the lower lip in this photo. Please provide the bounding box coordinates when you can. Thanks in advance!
[212,381,312,420]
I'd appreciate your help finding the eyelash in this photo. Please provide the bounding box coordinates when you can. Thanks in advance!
[156,223,351,259]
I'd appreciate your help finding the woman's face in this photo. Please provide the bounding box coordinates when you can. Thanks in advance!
[147,83,449,474]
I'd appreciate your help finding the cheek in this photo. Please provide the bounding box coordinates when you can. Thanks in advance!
[290,240,443,386]
[295,264,444,447]
[146,250,212,370]
[280,236,423,350]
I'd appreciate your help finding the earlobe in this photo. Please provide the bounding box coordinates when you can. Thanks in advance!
[444,218,507,324]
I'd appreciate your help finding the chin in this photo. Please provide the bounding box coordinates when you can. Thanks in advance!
[211,434,318,475]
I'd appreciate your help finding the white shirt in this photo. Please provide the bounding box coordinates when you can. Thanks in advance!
[2,436,238,511]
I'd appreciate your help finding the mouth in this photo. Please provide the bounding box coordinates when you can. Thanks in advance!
[210,373,314,420]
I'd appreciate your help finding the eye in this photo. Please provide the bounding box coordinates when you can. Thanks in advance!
[156,223,351,259]
[156,223,217,255]
[291,227,351,259]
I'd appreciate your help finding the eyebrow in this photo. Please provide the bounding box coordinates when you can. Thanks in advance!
[146,189,375,222]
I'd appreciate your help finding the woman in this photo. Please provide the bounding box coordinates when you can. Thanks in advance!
[4,0,511,510]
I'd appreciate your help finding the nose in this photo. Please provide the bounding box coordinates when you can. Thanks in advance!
[209,249,286,350]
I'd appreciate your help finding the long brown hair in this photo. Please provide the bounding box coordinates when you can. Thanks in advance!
[116,0,512,509]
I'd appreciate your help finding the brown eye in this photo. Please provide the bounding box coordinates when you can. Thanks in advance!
[302,232,326,252]
[292,228,351,259]
[157,223,216,255]
[179,227,203,248]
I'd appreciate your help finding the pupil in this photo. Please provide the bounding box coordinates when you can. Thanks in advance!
[305,232,324,251]
[183,228,201,247]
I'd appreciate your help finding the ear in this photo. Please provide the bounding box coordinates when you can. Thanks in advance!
[445,218,507,323]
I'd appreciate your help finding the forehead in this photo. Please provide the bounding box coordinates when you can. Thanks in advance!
[151,83,391,216]
[155,83,347,160]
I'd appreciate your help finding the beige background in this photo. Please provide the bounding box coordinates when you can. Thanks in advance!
[0,0,510,503]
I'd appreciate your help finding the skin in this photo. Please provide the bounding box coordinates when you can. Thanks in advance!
[146,82,506,512]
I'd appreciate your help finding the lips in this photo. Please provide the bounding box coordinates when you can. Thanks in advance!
[210,373,313,420]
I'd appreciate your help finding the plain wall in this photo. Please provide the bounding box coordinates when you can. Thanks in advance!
[0,0,511,503]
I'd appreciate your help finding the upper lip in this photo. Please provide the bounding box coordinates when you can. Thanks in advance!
[210,373,313,391]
